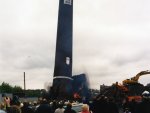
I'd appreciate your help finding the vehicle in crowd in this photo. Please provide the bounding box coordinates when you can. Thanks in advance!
[64,103,83,113]
[72,103,83,113]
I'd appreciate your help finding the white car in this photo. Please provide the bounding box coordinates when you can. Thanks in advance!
[71,103,83,113]
[64,103,83,113]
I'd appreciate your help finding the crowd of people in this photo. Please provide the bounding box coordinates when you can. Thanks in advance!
[0,96,91,113]
[91,93,150,113]
[0,94,150,113]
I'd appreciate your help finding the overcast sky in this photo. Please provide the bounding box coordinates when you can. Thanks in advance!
[0,0,150,89]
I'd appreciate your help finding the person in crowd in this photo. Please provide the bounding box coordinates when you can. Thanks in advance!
[124,108,131,113]
[31,101,38,112]
[51,100,58,113]
[21,101,34,113]
[35,98,52,113]
[4,96,21,113]
[107,97,119,113]
[122,97,130,112]
[0,102,6,113]
[0,103,6,113]
[64,103,76,113]
[81,104,91,113]
[91,95,108,113]
[128,99,137,113]
[7,105,21,113]
[54,102,65,113]
[135,93,150,113]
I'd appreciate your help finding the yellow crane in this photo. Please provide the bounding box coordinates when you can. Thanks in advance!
[123,70,150,85]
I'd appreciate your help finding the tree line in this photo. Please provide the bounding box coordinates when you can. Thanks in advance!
[0,82,45,97]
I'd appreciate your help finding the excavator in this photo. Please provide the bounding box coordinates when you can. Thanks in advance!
[100,70,150,102]
[122,70,150,102]
[122,70,150,85]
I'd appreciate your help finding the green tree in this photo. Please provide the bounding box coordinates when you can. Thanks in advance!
[0,82,13,93]
[25,89,42,97]
[0,82,43,97]
[13,86,23,93]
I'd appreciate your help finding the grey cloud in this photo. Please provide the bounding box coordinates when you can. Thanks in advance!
[112,50,150,66]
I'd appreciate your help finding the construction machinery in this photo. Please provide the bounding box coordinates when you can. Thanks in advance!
[122,70,150,85]
[100,82,129,103]
[100,70,150,102]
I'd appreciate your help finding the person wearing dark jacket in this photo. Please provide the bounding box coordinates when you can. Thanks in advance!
[91,95,108,113]
[21,102,34,113]
[64,103,76,113]
[135,97,150,113]
[107,98,119,113]
[35,99,52,113]
[135,92,150,113]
